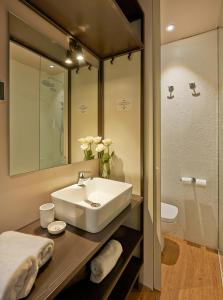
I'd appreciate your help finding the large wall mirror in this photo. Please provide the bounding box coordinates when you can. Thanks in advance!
[9,13,100,176]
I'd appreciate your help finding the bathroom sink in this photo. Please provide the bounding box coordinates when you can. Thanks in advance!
[51,177,132,233]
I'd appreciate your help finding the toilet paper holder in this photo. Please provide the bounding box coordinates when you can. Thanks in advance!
[180,177,207,186]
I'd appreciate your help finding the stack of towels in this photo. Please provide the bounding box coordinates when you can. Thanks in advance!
[0,231,54,300]
[90,239,123,283]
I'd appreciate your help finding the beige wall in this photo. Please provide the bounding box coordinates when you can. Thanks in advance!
[138,0,161,290]
[104,52,141,195]
[71,66,98,163]
[0,0,99,232]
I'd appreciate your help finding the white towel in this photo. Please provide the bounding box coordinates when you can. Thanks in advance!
[0,242,38,300]
[0,231,54,268]
[90,239,123,283]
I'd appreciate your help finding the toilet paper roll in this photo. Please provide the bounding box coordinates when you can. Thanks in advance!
[195,179,207,186]
[181,177,193,184]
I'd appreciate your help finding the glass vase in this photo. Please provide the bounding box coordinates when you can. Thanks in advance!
[101,161,110,179]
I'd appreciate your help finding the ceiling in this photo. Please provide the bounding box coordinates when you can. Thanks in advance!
[161,0,222,44]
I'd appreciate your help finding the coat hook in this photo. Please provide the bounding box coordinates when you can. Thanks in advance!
[76,67,79,74]
[189,82,200,97]
[88,64,92,71]
[128,52,132,60]
[110,57,115,65]
[167,86,174,99]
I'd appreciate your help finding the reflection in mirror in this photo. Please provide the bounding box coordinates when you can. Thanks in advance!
[71,66,98,163]
[10,41,68,175]
[40,57,68,169]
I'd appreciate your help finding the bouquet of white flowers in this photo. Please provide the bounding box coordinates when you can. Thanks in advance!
[78,136,114,178]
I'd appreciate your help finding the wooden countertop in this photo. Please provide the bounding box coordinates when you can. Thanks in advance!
[20,194,143,300]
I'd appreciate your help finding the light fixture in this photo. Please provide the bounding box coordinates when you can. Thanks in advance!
[65,50,73,65]
[166,24,175,32]
[49,65,54,68]
[76,43,84,61]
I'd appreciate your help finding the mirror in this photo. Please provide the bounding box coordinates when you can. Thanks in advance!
[9,13,100,175]
[10,41,68,175]
[71,65,99,163]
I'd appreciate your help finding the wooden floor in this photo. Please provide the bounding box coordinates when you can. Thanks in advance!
[128,235,223,300]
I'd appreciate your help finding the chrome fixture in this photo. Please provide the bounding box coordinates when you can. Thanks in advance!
[189,82,200,97]
[77,171,92,186]
[84,199,101,208]
[167,86,174,99]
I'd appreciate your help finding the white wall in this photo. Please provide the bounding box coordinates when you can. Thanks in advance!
[161,30,218,249]
[104,52,141,195]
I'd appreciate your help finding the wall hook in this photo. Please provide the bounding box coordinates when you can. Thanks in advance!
[128,52,132,60]
[167,86,174,99]
[189,82,200,97]
[88,64,92,71]
[110,57,115,65]
[76,67,79,74]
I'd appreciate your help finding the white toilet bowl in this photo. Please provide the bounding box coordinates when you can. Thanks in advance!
[161,202,178,251]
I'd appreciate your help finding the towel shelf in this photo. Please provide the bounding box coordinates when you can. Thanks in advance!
[57,226,143,300]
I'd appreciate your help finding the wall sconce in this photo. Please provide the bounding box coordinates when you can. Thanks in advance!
[167,86,174,99]
[189,82,200,97]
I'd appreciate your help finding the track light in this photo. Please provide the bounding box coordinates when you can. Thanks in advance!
[76,44,84,61]
[65,50,73,65]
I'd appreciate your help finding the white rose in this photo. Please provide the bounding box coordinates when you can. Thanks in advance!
[102,138,112,146]
[93,136,102,144]
[80,143,89,151]
[85,136,94,144]
[78,137,86,144]
[95,143,105,152]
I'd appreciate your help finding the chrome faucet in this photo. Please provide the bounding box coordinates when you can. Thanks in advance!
[77,171,92,186]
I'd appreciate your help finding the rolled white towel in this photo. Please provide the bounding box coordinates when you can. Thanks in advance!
[0,244,38,300]
[0,231,54,268]
[90,239,123,283]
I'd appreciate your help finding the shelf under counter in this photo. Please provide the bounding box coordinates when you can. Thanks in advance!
[57,226,143,300]
[20,194,143,300]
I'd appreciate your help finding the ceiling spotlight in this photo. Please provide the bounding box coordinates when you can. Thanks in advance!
[166,24,175,32]
[76,44,84,61]
[65,50,73,65]
[49,65,54,68]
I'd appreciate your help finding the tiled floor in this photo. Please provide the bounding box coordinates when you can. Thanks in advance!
[128,235,223,300]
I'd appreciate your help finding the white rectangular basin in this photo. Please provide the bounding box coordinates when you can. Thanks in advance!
[51,177,132,233]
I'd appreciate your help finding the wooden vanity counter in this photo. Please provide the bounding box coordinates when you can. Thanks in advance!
[20,194,143,300]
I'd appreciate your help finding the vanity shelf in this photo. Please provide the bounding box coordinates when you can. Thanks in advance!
[109,256,143,300]
[20,194,143,300]
[57,226,143,300]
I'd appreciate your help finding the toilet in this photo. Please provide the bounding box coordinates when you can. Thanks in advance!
[161,202,179,251]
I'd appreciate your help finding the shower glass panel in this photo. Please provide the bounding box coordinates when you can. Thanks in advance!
[40,58,68,169]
